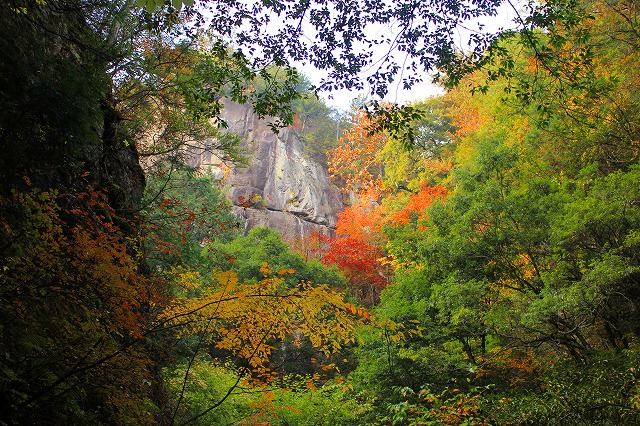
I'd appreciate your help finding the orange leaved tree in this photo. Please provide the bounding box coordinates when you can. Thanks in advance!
[322,200,389,305]
[0,186,159,424]
[328,108,388,201]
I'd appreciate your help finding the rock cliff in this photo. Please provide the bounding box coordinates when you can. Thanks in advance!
[187,101,343,247]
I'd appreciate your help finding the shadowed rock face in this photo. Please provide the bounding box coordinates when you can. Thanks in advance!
[189,101,343,246]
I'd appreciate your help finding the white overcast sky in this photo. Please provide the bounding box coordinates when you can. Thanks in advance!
[299,1,523,111]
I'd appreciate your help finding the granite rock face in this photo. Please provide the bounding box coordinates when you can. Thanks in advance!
[188,101,343,246]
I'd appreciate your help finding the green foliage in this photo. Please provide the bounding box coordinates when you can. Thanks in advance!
[346,4,640,423]
[378,97,457,189]
[205,227,347,288]
[267,380,369,426]
[142,167,240,273]
[292,90,349,166]
[382,385,492,426]
[164,358,258,425]
[165,357,368,425]
[486,350,640,425]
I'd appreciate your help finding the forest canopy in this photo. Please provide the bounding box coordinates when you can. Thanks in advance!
[3,0,640,425]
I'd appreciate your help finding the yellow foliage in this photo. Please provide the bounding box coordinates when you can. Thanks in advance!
[159,266,368,385]
[175,268,201,292]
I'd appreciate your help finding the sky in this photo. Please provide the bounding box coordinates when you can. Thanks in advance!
[197,0,526,112]
[299,1,523,111]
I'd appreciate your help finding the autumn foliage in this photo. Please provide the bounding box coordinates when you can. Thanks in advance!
[334,200,385,243]
[328,109,388,200]
[389,184,448,228]
[320,183,447,305]
[321,201,389,305]
[0,185,158,424]
[160,266,368,386]
[322,236,387,305]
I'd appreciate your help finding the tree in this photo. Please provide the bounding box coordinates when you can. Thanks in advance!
[473,0,640,174]
[142,166,240,274]
[328,109,388,200]
[387,184,448,228]
[141,0,573,96]
[291,90,348,167]
[323,236,388,306]
[159,268,368,424]
[0,2,161,421]
[205,227,347,289]
[322,201,389,305]
[0,187,158,424]
[378,98,458,189]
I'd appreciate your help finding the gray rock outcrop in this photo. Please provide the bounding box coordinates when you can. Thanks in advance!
[188,101,343,247]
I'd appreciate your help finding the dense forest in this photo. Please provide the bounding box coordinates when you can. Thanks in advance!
[2,0,640,424]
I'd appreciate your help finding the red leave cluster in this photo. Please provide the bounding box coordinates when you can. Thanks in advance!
[321,201,390,305]
[323,236,387,303]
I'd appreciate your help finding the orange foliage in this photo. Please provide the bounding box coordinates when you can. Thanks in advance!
[322,200,390,305]
[445,88,485,138]
[291,112,303,131]
[328,109,388,200]
[2,187,151,335]
[427,393,489,426]
[323,183,448,305]
[389,184,448,229]
[476,348,549,390]
[290,229,326,261]
[335,200,386,243]
[452,106,482,137]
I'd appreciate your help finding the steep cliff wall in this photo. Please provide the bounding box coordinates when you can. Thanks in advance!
[187,101,343,246]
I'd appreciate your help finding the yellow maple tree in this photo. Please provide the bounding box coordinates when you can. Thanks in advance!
[159,266,369,383]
